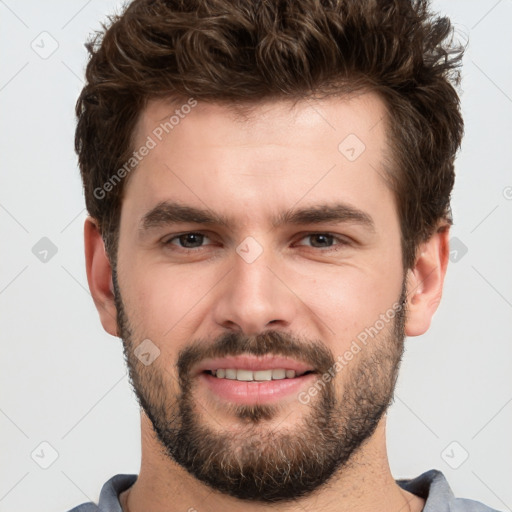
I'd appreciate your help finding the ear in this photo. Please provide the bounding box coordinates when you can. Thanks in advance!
[84,217,118,337]
[404,224,450,337]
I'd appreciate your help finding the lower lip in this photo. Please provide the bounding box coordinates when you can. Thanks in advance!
[198,371,317,405]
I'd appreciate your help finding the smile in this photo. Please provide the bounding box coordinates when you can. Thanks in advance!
[205,368,313,381]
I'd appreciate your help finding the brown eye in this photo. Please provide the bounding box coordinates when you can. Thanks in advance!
[296,233,349,250]
[307,234,335,248]
[164,232,210,249]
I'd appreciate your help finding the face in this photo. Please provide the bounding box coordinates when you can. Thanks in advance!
[113,93,407,502]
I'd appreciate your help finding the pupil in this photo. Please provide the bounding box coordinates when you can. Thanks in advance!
[181,233,202,247]
[312,234,332,247]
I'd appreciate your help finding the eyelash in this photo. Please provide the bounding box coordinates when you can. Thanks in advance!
[162,232,351,252]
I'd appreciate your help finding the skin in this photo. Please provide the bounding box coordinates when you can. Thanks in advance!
[85,92,449,512]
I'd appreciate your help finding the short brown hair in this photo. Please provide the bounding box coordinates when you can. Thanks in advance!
[75,0,465,270]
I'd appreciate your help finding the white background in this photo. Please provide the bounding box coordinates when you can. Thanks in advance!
[1,1,511,511]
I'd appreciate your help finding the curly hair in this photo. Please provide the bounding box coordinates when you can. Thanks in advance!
[75,0,465,270]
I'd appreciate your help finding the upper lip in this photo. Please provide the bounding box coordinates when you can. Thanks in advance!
[194,355,316,376]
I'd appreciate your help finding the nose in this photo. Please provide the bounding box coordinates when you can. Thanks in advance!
[212,241,298,336]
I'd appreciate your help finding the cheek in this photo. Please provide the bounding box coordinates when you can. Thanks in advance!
[123,263,219,338]
[291,257,403,344]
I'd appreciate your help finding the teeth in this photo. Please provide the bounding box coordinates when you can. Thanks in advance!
[270,368,286,380]
[225,369,237,379]
[236,369,253,381]
[254,370,272,381]
[209,368,302,381]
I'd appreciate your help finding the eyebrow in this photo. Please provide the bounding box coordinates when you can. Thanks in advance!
[139,200,375,233]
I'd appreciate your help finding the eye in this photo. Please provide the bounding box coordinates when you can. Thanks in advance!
[295,233,350,250]
[163,232,212,249]
[161,231,351,253]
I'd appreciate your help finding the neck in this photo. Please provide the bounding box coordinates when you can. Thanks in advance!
[120,413,424,512]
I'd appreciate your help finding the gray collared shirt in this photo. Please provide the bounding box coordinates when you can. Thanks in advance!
[66,469,502,511]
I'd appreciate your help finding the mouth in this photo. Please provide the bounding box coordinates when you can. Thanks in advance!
[194,354,316,377]
[202,368,315,381]
[195,355,318,405]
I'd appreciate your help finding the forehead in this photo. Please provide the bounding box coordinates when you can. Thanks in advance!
[123,92,395,232]
[135,92,388,152]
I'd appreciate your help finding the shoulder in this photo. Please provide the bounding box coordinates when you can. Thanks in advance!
[65,474,138,512]
[396,469,502,512]
[66,505,98,512]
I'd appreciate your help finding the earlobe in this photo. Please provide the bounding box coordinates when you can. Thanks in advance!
[404,225,450,337]
[84,217,119,337]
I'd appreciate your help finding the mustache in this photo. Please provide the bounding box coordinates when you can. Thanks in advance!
[176,330,335,382]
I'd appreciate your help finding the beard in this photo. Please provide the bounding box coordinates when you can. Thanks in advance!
[113,268,407,503]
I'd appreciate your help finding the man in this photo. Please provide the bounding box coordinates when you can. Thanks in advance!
[68,0,500,511]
